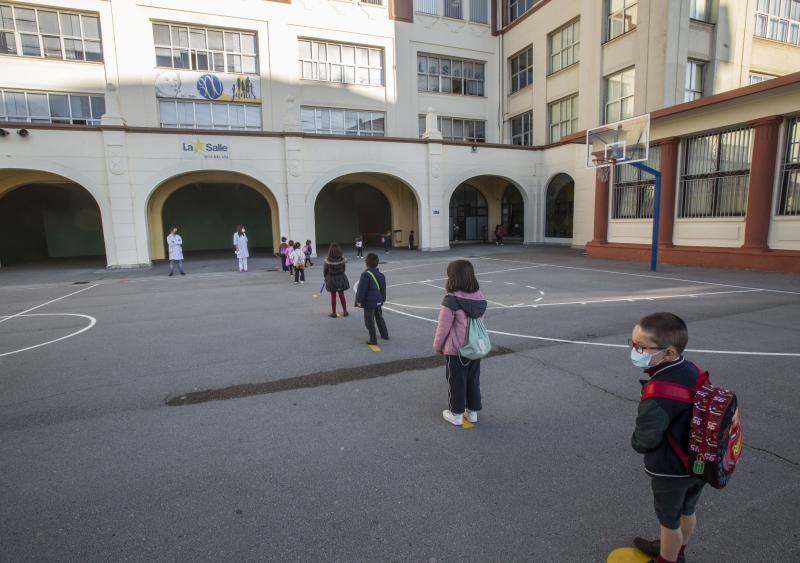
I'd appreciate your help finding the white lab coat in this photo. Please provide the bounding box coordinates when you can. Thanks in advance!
[167,234,183,260]
[233,232,249,258]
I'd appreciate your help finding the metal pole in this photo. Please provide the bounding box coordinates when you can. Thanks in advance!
[631,162,661,272]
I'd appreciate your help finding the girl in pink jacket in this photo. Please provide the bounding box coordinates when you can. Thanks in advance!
[432,260,487,426]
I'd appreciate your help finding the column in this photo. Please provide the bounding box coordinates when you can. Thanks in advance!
[656,137,680,247]
[742,116,783,250]
[591,168,610,244]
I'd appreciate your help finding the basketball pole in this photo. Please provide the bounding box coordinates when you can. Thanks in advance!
[631,162,661,271]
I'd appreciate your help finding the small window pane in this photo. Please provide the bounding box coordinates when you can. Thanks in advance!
[212,52,225,72]
[344,66,355,83]
[5,92,27,119]
[212,103,228,127]
[224,32,240,53]
[176,101,194,126]
[90,96,105,119]
[227,53,242,73]
[0,31,16,54]
[242,55,256,74]
[153,24,170,45]
[15,8,37,32]
[230,104,245,129]
[369,49,381,67]
[49,94,70,120]
[64,38,84,60]
[27,93,49,117]
[42,35,62,58]
[70,95,91,119]
[38,11,59,34]
[207,30,223,50]
[20,34,41,56]
[190,29,207,49]
[342,45,355,64]
[299,40,312,59]
[245,105,260,128]
[84,40,102,62]
[0,5,14,30]
[173,49,189,69]
[171,27,189,48]
[60,13,81,36]
[159,100,177,126]
[81,15,100,39]
[194,103,211,127]
[155,47,172,67]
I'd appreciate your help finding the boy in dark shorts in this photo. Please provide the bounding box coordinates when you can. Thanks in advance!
[354,253,389,346]
[629,312,705,563]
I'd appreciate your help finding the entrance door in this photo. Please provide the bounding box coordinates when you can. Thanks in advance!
[449,183,488,242]
[545,174,574,240]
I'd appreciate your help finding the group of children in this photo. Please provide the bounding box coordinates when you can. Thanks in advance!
[277,237,314,284]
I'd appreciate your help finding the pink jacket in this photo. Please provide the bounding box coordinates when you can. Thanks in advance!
[432,290,487,356]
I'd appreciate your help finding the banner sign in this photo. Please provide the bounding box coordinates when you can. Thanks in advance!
[180,138,230,160]
[156,70,261,104]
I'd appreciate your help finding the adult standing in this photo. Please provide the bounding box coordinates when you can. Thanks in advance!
[233,225,249,272]
[166,227,185,276]
[495,224,505,246]
[324,243,350,318]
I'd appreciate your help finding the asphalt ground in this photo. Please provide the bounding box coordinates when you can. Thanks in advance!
[1,245,799,562]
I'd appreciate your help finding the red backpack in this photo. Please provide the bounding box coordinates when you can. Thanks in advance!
[642,368,743,489]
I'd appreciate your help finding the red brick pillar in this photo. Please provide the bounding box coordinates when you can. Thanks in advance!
[592,168,610,244]
[742,116,783,250]
[656,137,680,248]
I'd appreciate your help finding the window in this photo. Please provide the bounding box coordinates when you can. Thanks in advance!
[415,0,438,15]
[299,40,383,86]
[778,116,800,215]
[153,23,257,74]
[612,145,660,218]
[301,106,385,136]
[0,4,101,61]
[605,67,635,123]
[417,54,485,96]
[418,115,486,142]
[510,47,532,93]
[509,0,534,23]
[470,0,489,23]
[548,93,578,143]
[510,111,532,146]
[159,99,261,130]
[607,0,638,40]
[689,0,710,21]
[0,89,104,124]
[749,72,777,84]
[549,19,580,73]
[679,127,754,217]
[443,0,462,19]
[685,60,705,102]
[754,0,800,45]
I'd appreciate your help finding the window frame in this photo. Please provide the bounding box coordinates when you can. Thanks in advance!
[754,0,800,46]
[509,0,534,23]
[689,0,711,22]
[300,106,385,137]
[417,53,486,97]
[298,39,384,86]
[604,67,636,124]
[158,99,262,130]
[548,18,580,75]
[509,46,533,94]
[685,59,705,102]
[548,93,578,143]
[749,72,777,85]
[778,115,800,215]
[606,0,638,41]
[510,110,532,146]
[417,114,486,142]
[152,22,258,74]
[0,89,105,125]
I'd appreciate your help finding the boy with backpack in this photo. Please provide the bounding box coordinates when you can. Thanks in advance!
[629,312,741,563]
[278,237,288,272]
[354,253,389,346]
[303,239,314,267]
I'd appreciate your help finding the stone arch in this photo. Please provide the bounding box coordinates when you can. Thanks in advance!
[146,170,281,260]
[446,174,529,244]
[545,173,575,240]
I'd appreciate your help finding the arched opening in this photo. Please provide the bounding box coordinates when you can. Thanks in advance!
[314,173,419,250]
[501,184,525,238]
[545,173,574,240]
[0,175,105,267]
[147,171,279,261]
[449,183,488,242]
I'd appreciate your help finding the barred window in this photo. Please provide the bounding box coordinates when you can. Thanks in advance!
[0,89,104,125]
[417,115,486,142]
[159,99,261,130]
[509,0,534,23]
[607,0,638,41]
[679,127,754,218]
[605,67,635,123]
[548,93,578,143]
[612,145,660,219]
[299,40,383,86]
[685,60,704,102]
[153,23,257,74]
[510,111,532,146]
[549,19,580,74]
[510,47,532,93]
[301,107,385,136]
[778,116,800,215]
[754,0,800,45]
[417,54,485,96]
[0,4,101,61]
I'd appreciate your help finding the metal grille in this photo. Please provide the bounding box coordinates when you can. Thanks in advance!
[612,145,660,219]
[444,0,463,18]
[361,0,383,4]
[778,116,800,215]
[415,0,439,15]
[679,127,753,218]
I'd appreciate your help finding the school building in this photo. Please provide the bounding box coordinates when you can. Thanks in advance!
[0,0,798,271]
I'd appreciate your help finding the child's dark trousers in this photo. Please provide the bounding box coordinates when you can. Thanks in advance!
[364,306,388,343]
[445,356,481,415]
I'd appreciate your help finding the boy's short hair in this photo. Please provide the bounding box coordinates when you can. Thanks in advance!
[365,253,379,268]
[281,237,287,242]
[637,312,688,353]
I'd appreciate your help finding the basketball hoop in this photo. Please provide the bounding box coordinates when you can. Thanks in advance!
[592,157,614,182]
[597,166,610,182]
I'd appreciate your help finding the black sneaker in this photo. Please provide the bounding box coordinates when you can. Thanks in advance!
[366,341,378,346]
[343,312,349,317]
[381,335,390,340]
[634,538,685,563]
[328,313,337,318]
[180,272,186,275]
[168,272,173,277]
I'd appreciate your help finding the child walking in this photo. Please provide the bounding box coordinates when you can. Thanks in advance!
[285,240,295,277]
[278,237,288,272]
[432,260,487,426]
[291,242,306,284]
[303,239,314,267]
[323,243,350,318]
[355,253,389,346]
[355,235,364,259]
[629,312,706,563]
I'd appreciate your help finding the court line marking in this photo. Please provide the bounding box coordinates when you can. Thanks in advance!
[479,257,800,296]
[422,281,446,291]
[0,313,96,358]
[382,305,800,357]
[0,284,97,325]
[387,264,547,288]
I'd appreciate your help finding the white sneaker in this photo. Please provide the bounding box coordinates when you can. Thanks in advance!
[442,410,463,426]
[465,409,478,423]
[300,281,305,284]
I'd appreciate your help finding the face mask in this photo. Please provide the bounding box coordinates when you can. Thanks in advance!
[630,347,653,368]
[242,229,245,233]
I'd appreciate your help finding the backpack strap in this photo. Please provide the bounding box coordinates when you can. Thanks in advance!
[641,381,693,403]
[366,270,380,290]
[665,432,689,469]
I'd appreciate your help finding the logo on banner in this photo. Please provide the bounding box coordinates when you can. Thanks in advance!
[181,138,230,159]
[196,74,224,100]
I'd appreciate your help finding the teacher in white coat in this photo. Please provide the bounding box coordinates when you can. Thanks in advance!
[233,224,249,272]
[166,226,185,276]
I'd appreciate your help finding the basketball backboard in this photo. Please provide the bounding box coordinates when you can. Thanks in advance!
[586,114,650,168]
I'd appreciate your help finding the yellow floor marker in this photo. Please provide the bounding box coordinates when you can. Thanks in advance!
[368,344,381,352]
[606,547,650,563]
[461,419,474,429]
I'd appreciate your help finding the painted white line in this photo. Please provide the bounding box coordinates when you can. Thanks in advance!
[382,306,800,357]
[486,299,509,308]
[535,297,543,302]
[382,260,455,274]
[0,313,96,358]
[526,285,537,290]
[539,290,545,296]
[504,282,517,286]
[479,257,800,296]
[388,264,545,289]
[422,281,446,291]
[0,284,98,325]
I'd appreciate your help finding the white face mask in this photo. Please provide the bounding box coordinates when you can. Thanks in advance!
[630,347,666,368]
[241,229,245,233]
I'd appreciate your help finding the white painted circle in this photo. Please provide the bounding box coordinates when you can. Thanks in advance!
[0,313,97,358]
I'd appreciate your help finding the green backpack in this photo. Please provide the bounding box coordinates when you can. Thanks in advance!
[458,317,491,360]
